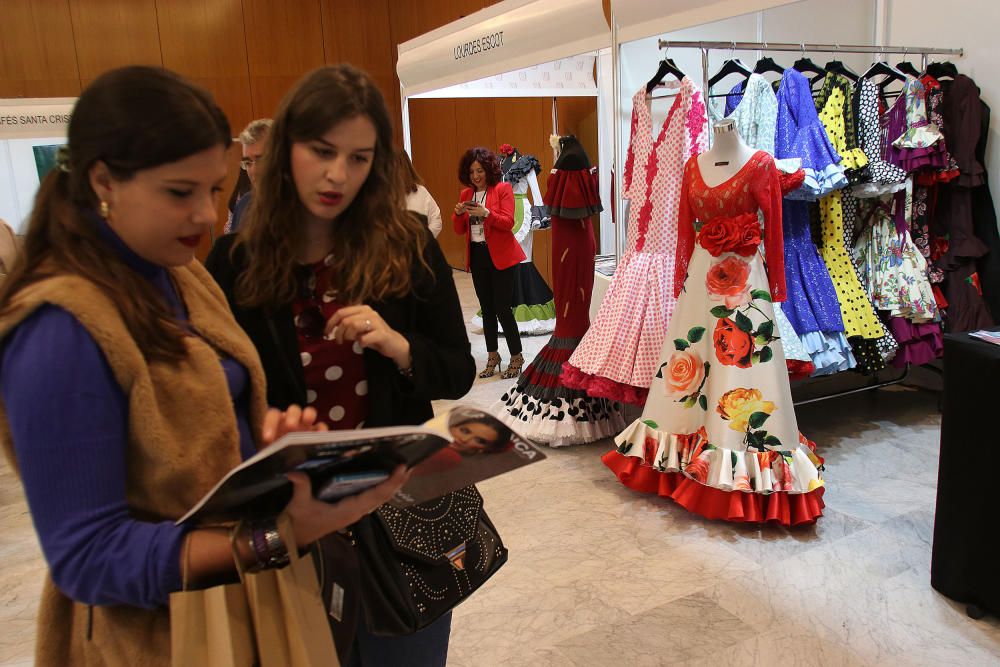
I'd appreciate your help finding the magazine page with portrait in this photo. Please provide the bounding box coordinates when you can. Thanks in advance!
[179,406,544,524]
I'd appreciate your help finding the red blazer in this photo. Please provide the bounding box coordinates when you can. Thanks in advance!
[451,182,525,271]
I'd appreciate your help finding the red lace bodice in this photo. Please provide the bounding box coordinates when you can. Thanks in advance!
[674,150,787,302]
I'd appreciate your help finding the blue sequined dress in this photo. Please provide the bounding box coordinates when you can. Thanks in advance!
[775,69,847,200]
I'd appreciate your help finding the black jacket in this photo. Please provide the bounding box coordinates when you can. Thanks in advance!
[205,230,475,427]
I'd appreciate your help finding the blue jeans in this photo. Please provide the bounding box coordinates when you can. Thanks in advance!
[346,611,452,667]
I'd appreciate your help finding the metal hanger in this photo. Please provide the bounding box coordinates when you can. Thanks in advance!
[792,42,825,78]
[707,42,752,89]
[646,44,685,94]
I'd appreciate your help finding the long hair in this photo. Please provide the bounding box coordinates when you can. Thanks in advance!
[457,147,501,188]
[397,150,423,194]
[235,64,429,310]
[0,66,231,363]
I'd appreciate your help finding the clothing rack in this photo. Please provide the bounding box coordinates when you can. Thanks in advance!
[655,40,964,111]
[649,39,961,407]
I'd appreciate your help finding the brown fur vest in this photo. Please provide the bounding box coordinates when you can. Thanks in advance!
[0,260,268,666]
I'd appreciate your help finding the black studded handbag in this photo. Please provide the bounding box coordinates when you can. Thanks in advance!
[351,486,508,636]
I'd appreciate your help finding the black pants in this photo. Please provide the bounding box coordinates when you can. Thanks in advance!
[470,242,522,355]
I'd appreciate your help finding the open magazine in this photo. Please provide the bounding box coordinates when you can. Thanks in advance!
[178,406,545,525]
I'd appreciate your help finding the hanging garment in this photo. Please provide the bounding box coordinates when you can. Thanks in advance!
[711,74,838,377]
[815,73,869,184]
[780,198,856,375]
[604,151,825,526]
[885,76,947,173]
[971,101,1000,321]
[851,78,908,198]
[562,79,708,405]
[471,154,556,335]
[494,137,624,446]
[818,190,893,373]
[933,74,995,332]
[775,68,847,200]
[853,192,943,367]
[916,74,960,185]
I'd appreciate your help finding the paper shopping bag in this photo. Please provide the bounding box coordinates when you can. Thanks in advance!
[243,513,340,666]
[169,529,256,667]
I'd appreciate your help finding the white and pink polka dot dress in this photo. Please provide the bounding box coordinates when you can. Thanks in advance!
[562,80,708,405]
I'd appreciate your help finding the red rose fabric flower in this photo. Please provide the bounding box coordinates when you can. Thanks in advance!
[706,256,752,309]
[697,217,738,256]
[684,456,710,483]
[643,435,659,466]
[732,215,762,256]
[713,318,754,368]
[698,213,761,257]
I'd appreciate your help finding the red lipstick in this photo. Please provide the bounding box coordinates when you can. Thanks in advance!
[319,192,343,206]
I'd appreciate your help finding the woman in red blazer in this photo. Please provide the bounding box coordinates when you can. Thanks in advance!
[452,147,526,378]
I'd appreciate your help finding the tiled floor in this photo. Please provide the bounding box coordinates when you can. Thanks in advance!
[2,269,999,666]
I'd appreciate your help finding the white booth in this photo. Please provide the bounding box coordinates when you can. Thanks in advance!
[396,0,614,254]
[0,98,75,233]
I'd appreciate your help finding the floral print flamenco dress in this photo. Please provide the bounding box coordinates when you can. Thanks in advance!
[603,151,826,526]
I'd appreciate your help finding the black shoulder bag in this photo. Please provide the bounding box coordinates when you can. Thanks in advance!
[352,486,508,636]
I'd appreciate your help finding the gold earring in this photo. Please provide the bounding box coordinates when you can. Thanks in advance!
[99,201,110,219]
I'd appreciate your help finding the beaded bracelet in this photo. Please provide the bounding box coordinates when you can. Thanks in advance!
[245,518,289,571]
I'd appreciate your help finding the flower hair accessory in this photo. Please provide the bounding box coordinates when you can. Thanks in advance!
[497,143,514,156]
[55,145,72,173]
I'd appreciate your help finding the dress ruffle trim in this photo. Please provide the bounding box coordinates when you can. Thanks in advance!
[838,147,869,172]
[799,330,856,376]
[613,419,825,496]
[493,389,625,447]
[602,449,825,526]
[893,123,943,150]
[886,318,943,368]
[786,360,816,380]
[470,302,556,336]
[505,155,542,183]
[784,164,848,201]
[559,362,648,405]
[545,167,603,219]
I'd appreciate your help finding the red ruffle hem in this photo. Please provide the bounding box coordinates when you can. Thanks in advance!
[601,449,826,527]
[559,362,649,405]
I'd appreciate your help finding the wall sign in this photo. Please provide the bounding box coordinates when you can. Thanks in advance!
[0,98,75,140]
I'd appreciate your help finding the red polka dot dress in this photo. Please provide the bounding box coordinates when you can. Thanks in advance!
[292,256,369,430]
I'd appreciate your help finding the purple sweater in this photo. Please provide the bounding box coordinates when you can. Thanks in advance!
[0,218,255,609]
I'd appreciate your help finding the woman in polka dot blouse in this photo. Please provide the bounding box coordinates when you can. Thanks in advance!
[206,65,475,667]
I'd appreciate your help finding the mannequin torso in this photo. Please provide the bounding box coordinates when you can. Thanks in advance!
[697,119,757,187]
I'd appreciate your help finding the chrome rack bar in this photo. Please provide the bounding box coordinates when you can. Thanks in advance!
[792,365,912,407]
[656,40,963,57]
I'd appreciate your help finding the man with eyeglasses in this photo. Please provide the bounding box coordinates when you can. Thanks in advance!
[224,118,272,234]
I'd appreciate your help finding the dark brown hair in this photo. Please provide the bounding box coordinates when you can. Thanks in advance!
[0,66,231,363]
[458,147,501,188]
[397,150,424,194]
[235,64,429,309]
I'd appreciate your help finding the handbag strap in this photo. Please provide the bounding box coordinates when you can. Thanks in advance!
[178,523,243,591]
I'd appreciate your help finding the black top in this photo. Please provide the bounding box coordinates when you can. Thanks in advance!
[205,227,475,427]
[554,136,592,170]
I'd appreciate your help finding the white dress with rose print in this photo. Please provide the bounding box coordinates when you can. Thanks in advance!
[602,151,825,526]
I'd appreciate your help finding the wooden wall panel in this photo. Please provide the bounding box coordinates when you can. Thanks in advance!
[409,99,462,268]
[321,0,399,139]
[242,0,325,118]
[0,0,80,98]
[69,0,162,86]
[156,0,253,258]
[387,0,490,147]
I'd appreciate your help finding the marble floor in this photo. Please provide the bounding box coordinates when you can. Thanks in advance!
[2,269,999,666]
